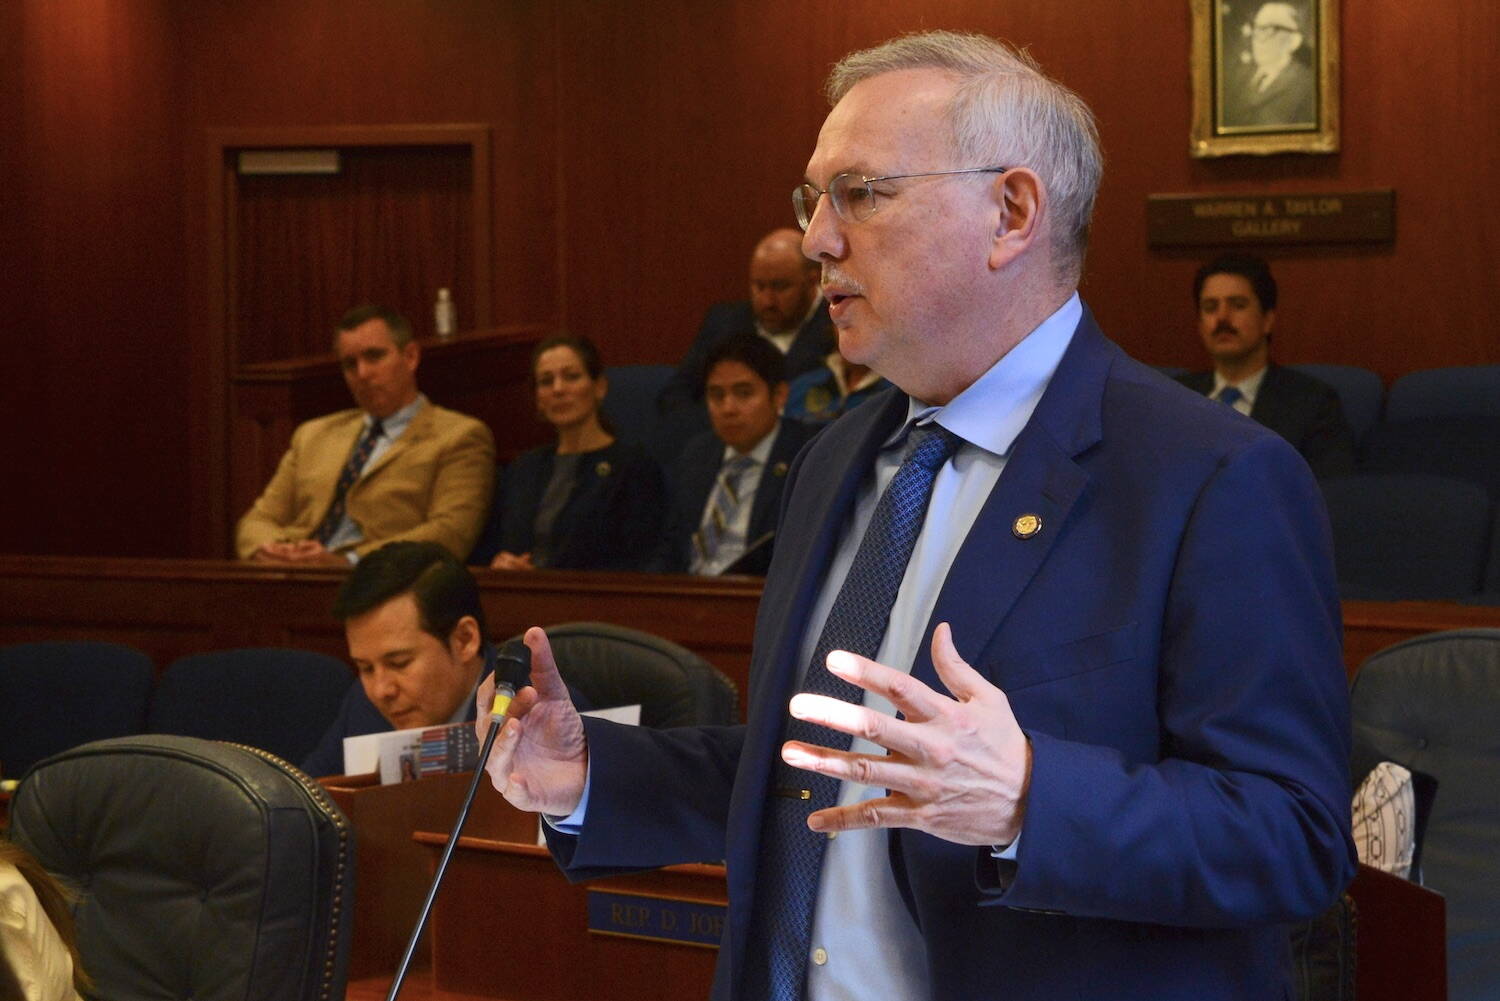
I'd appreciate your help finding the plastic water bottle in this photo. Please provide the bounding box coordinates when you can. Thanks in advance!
[434,288,456,338]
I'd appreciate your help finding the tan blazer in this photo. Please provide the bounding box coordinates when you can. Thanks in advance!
[235,400,495,560]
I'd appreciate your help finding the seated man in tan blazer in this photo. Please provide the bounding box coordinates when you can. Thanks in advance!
[236,305,495,565]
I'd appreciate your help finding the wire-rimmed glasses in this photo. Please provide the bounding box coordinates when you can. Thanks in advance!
[792,166,1010,230]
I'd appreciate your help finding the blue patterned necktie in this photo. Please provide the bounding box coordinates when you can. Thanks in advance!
[1217,385,1243,408]
[314,420,383,544]
[743,421,963,1001]
[693,454,756,572]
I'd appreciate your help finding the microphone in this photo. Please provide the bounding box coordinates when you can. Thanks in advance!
[487,638,531,720]
[385,639,532,1001]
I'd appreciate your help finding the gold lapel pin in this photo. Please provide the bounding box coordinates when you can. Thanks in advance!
[772,461,789,477]
[595,460,612,477]
[1012,513,1042,539]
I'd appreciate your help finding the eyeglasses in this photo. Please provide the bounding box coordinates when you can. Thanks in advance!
[1250,23,1298,40]
[792,166,1010,230]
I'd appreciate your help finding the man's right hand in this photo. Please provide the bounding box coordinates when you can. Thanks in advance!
[476,626,588,817]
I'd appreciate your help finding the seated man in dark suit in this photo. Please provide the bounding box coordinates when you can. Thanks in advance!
[658,333,817,576]
[302,541,494,776]
[1176,253,1356,478]
[656,228,834,413]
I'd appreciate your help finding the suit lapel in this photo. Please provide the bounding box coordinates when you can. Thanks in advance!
[910,311,1111,690]
[358,400,432,483]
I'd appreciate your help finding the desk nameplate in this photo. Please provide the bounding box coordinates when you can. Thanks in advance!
[1147,190,1395,247]
[587,888,726,949]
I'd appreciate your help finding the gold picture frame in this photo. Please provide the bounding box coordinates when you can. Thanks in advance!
[1191,0,1339,157]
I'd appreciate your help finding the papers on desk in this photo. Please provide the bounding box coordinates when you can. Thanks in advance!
[342,704,642,784]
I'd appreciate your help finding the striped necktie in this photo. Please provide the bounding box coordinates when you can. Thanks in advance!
[693,454,755,571]
[743,421,963,1001]
[314,420,383,544]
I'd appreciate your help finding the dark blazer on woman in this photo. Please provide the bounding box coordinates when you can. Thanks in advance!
[471,439,666,571]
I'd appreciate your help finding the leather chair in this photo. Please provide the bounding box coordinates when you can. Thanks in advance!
[527,621,738,727]
[1350,629,1500,1001]
[147,647,354,765]
[8,734,354,1001]
[0,641,154,781]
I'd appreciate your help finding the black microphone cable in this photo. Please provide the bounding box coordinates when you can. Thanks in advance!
[384,638,531,1001]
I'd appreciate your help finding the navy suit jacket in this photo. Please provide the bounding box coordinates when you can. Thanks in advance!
[1177,365,1357,479]
[656,418,818,574]
[546,309,1356,1000]
[469,439,666,570]
[657,299,834,413]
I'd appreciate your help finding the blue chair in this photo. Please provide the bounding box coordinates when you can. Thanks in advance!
[147,648,353,765]
[1289,363,1385,446]
[1350,629,1500,1001]
[1385,365,1500,422]
[601,365,676,446]
[1320,474,1491,601]
[0,641,155,780]
[1360,416,1500,500]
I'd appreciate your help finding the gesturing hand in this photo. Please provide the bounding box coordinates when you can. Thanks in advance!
[779,622,1032,847]
[475,626,588,817]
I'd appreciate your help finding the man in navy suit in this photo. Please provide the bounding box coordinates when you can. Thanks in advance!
[479,30,1355,1001]
[658,228,834,413]
[1176,253,1356,478]
[658,333,817,575]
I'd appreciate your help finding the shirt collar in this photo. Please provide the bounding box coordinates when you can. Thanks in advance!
[1211,366,1267,407]
[721,421,780,466]
[892,292,1082,457]
[368,394,426,438]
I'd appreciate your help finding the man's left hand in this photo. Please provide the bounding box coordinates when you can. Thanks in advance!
[779,621,1032,847]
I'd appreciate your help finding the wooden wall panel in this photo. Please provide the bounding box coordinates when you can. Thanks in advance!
[0,0,189,557]
[232,145,475,361]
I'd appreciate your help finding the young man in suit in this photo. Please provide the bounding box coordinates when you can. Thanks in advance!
[1176,253,1357,478]
[659,333,817,576]
[477,31,1355,1001]
[657,229,834,413]
[236,304,495,564]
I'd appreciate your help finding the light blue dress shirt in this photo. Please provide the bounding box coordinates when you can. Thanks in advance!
[799,293,1079,1001]
[324,394,426,562]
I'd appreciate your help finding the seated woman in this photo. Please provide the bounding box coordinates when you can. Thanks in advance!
[1,840,89,1001]
[473,334,666,571]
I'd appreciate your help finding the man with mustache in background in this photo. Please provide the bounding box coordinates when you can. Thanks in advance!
[1177,253,1355,478]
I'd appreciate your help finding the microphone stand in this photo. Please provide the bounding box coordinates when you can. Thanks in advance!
[385,639,530,1001]
[384,714,505,1001]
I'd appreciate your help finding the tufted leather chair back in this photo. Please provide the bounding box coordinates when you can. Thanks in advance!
[531,621,738,727]
[9,734,353,1001]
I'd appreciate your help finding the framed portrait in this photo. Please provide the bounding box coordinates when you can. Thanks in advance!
[1191,0,1339,157]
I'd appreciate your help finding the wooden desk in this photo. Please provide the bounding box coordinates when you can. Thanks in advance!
[322,772,539,980]
[0,556,762,703]
[412,834,724,1001]
[1349,863,1447,1001]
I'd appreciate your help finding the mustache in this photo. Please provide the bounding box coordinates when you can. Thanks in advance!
[821,267,865,296]
[1213,322,1238,335]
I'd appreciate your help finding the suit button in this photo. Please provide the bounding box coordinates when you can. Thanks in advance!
[812,947,828,966]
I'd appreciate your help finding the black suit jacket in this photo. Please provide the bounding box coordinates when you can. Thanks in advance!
[657,299,834,412]
[1177,365,1357,478]
[656,417,818,575]
[469,439,666,570]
